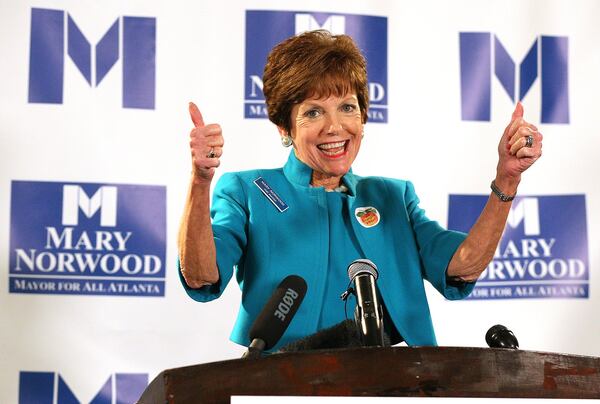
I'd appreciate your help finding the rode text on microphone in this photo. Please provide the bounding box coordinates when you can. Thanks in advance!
[243,275,307,358]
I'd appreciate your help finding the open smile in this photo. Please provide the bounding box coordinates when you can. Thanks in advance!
[317,140,348,158]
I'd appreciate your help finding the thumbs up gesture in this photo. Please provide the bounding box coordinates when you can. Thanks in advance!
[496,102,543,185]
[188,102,224,184]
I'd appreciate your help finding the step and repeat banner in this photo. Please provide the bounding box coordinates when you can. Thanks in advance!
[1,0,599,402]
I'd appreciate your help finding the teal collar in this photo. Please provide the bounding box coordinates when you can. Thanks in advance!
[282,150,358,196]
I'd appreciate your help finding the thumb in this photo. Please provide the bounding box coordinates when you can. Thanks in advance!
[512,101,524,120]
[188,102,205,127]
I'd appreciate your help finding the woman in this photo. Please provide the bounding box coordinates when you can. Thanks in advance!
[178,30,542,350]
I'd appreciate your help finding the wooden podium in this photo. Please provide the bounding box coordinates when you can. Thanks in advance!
[139,347,600,403]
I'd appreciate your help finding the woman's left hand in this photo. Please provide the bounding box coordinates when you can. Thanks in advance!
[447,103,543,281]
[496,102,543,185]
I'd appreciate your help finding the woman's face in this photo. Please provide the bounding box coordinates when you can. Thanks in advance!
[286,92,364,186]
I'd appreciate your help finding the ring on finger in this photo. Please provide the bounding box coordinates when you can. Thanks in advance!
[525,135,534,148]
[206,147,216,158]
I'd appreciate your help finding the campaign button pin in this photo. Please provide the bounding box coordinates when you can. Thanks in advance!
[355,206,380,228]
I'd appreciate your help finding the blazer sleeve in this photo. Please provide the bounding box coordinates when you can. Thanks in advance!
[404,181,475,300]
[179,172,248,302]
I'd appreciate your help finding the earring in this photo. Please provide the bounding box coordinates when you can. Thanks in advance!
[281,135,293,147]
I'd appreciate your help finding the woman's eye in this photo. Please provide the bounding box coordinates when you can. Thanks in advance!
[305,109,321,118]
[342,104,357,113]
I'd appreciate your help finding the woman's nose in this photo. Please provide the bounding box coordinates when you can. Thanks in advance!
[325,113,343,135]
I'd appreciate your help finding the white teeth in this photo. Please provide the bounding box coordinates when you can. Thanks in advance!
[318,141,346,150]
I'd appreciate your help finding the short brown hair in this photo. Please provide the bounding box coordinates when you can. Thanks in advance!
[263,30,369,133]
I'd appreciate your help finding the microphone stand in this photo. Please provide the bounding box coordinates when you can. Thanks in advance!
[242,338,266,359]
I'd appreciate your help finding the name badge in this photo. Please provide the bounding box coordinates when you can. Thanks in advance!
[254,177,289,212]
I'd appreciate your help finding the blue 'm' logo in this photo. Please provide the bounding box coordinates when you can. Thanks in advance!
[28,8,156,109]
[244,10,388,122]
[9,181,167,297]
[459,33,569,123]
[19,371,147,404]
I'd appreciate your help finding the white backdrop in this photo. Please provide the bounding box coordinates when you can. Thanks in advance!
[1,0,599,403]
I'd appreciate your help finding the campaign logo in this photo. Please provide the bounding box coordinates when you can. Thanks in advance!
[459,33,569,123]
[244,10,388,122]
[19,371,147,404]
[448,195,588,299]
[28,8,156,109]
[9,181,166,297]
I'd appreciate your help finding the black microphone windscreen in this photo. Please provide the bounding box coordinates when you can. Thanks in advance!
[279,319,363,352]
[279,320,393,352]
[486,324,519,349]
[248,275,307,350]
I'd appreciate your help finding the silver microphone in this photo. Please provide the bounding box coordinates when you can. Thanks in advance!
[347,259,385,347]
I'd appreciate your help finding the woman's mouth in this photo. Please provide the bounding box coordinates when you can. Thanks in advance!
[317,140,348,157]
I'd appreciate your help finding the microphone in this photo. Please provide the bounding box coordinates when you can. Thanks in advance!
[347,259,385,347]
[486,324,519,349]
[279,319,392,352]
[242,275,307,358]
[279,319,363,352]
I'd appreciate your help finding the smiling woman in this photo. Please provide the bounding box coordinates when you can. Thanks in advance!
[262,31,368,189]
[177,30,543,351]
[285,94,364,189]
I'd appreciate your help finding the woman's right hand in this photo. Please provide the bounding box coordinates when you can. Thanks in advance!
[189,102,224,184]
[179,102,222,288]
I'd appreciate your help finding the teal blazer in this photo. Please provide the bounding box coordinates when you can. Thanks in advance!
[180,152,473,350]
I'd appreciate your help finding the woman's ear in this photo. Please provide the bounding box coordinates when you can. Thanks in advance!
[278,126,293,148]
